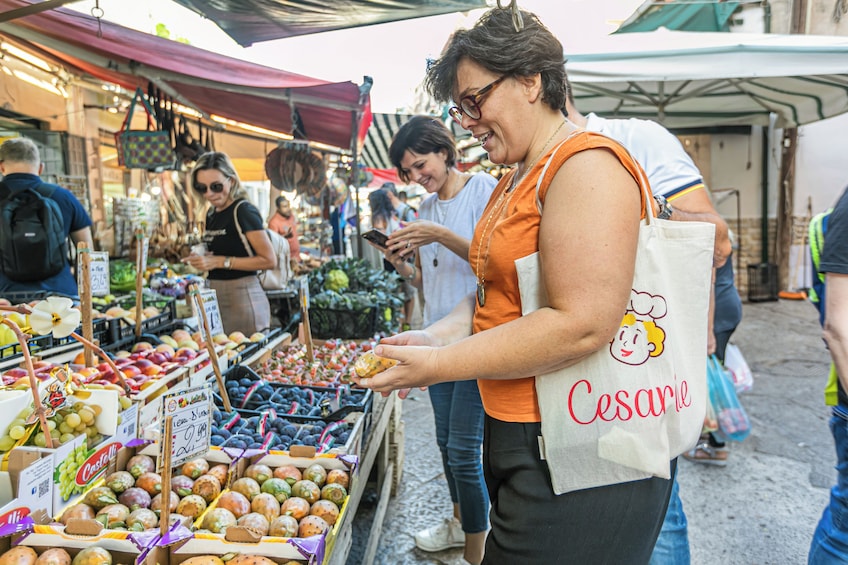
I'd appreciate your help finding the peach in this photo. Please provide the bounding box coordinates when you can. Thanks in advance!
[132,342,153,353]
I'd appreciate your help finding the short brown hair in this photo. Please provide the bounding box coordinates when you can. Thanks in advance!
[389,116,456,183]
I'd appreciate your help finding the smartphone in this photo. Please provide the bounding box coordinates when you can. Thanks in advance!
[362,229,389,249]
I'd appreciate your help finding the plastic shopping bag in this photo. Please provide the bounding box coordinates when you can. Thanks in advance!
[707,354,751,442]
[724,343,754,393]
[702,394,719,434]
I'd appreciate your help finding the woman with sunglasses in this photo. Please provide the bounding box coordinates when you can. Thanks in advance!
[183,152,275,335]
[352,8,672,564]
[381,116,495,565]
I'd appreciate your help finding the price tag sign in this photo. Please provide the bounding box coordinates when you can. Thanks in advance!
[158,385,212,471]
[136,235,149,275]
[299,277,310,310]
[89,252,110,297]
[193,289,224,336]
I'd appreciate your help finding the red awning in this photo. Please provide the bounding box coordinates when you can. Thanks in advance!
[0,0,371,149]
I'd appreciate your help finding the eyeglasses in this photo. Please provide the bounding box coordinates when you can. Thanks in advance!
[194,181,226,194]
[448,75,507,124]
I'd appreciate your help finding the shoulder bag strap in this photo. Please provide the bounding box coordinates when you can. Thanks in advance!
[534,131,654,223]
[232,200,255,257]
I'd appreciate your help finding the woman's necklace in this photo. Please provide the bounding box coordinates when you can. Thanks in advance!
[474,120,567,307]
[432,172,465,268]
[510,120,567,191]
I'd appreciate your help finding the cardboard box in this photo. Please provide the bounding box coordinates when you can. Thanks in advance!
[17,526,169,565]
[0,449,54,522]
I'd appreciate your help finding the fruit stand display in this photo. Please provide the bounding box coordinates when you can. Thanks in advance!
[0,281,404,565]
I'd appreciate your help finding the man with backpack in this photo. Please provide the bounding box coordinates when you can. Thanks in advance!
[809,185,848,564]
[0,137,92,300]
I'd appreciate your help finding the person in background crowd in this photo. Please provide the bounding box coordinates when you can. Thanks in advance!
[0,137,93,299]
[369,187,417,330]
[182,152,275,335]
[398,190,417,215]
[354,8,673,563]
[565,86,740,565]
[268,195,301,261]
[384,116,496,565]
[809,185,848,564]
[384,181,418,222]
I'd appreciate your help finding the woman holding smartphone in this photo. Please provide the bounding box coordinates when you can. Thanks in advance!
[384,116,495,565]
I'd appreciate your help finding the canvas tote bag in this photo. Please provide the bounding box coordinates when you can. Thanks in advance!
[516,137,715,495]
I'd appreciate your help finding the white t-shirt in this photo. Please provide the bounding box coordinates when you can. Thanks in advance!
[584,113,705,199]
[418,172,497,327]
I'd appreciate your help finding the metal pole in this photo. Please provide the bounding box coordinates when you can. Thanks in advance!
[350,77,373,259]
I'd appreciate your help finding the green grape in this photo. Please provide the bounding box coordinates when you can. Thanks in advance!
[49,429,61,440]
[64,413,81,428]
[10,418,27,428]
[17,409,32,420]
[8,425,26,440]
[46,420,57,432]
[59,422,73,435]
[60,433,74,443]
[52,413,64,423]
[79,409,95,425]
[85,427,98,439]
[74,423,86,433]
[33,432,46,447]
[0,436,16,451]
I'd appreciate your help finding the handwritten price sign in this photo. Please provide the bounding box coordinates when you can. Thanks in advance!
[193,289,224,336]
[89,252,110,297]
[159,385,212,470]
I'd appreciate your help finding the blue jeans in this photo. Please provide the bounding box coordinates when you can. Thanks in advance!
[809,405,848,564]
[649,471,690,565]
[428,380,489,534]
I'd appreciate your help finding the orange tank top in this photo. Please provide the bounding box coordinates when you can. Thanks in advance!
[470,130,650,423]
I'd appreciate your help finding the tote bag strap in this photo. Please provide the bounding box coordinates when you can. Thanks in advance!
[232,200,255,257]
[534,131,655,223]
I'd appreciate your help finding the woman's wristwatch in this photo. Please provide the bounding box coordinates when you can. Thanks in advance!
[653,194,674,220]
[223,256,233,270]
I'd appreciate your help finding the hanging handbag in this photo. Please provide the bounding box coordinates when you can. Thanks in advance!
[707,354,752,441]
[232,201,291,290]
[516,132,716,494]
[114,88,174,170]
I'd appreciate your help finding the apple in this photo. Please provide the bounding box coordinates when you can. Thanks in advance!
[174,347,198,361]
[3,368,27,379]
[121,365,141,378]
[147,352,167,365]
[159,335,179,348]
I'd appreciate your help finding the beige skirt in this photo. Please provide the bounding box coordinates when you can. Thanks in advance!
[209,276,271,335]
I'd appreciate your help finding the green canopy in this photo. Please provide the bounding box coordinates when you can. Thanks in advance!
[616,1,741,33]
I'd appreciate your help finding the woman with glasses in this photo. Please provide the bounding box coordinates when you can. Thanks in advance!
[381,116,495,564]
[183,152,275,335]
[352,8,673,564]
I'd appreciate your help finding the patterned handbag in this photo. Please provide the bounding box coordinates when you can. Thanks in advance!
[114,88,174,170]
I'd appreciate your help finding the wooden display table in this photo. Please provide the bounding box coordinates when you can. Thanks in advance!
[326,391,403,565]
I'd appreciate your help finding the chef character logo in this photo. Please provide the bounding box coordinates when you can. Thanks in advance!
[610,289,667,366]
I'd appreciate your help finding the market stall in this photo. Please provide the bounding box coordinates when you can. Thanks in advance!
[0,254,406,564]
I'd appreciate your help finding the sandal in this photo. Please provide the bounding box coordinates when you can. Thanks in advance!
[682,441,728,467]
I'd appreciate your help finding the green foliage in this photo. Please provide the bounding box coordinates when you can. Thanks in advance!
[307,258,403,335]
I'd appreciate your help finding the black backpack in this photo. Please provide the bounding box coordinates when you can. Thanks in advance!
[0,181,68,282]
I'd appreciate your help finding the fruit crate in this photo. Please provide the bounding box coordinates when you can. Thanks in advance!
[0,333,54,360]
[116,297,177,340]
[222,365,372,420]
[308,306,379,339]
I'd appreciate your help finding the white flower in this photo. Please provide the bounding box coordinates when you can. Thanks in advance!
[29,297,81,339]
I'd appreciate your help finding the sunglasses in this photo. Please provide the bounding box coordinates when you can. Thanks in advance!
[449,75,507,125]
[194,181,226,194]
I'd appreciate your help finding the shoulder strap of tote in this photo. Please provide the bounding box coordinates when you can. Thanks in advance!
[534,131,655,224]
[232,200,255,257]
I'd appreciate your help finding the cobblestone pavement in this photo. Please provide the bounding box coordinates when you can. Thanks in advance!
[349,298,834,565]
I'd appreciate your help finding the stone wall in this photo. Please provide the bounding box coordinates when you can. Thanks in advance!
[732,215,812,301]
